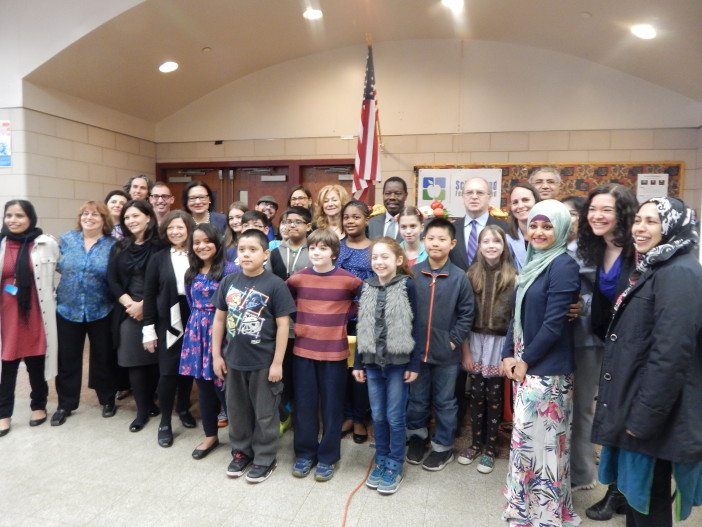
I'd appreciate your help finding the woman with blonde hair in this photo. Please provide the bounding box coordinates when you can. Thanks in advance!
[314,184,350,239]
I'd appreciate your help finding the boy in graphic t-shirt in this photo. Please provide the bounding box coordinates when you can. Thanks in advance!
[212,229,296,484]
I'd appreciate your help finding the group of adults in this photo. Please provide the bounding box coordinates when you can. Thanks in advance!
[449,169,701,527]
[0,167,700,527]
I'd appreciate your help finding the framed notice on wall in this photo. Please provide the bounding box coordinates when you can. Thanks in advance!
[417,168,502,215]
[0,121,11,167]
[415,162,684,210]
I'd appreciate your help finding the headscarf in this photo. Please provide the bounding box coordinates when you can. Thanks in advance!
[0,200,43,321]
[635,197,697,274]
[512,199,572,343]
[613,197,698,314]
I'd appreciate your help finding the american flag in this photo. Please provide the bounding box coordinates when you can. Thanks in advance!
[352,45,382,201]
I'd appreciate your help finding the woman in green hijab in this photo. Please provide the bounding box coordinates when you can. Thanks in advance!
[501,200,582,527]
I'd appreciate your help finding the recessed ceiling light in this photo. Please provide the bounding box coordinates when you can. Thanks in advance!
[158,61,179,73]
[201,46,212,54]
[303,7,323,20]
[630,23,657,40]
[441,0,464,14]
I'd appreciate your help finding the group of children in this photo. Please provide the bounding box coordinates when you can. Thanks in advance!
[182,198,516,496]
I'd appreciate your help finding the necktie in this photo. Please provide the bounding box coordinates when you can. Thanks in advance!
[466,220,478,265]
[386,218,397,239]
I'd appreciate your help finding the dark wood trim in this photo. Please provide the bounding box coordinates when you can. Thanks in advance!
[156,158,355,183]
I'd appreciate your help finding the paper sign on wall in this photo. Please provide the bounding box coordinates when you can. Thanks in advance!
[417,168,503,216]
[636,174,668,202]
[0,121,10,167]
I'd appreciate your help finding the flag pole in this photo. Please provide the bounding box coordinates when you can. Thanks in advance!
[364,33,384,152]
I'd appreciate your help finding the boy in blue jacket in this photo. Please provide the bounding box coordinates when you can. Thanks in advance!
[406,217,474,471]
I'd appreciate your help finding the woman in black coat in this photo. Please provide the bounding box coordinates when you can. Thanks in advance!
[592,197,702,527]
[143,211,197,447]
[107,200,163,432]
[577,184,638,520]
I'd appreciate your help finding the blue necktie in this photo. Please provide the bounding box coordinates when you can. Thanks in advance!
[466,220,478,265]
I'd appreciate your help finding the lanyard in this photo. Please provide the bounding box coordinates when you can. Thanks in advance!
[286,245,303,273]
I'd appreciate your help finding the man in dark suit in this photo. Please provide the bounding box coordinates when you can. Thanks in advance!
[448,176,508,437]
[449,177,508,271]
[367,177,407,241]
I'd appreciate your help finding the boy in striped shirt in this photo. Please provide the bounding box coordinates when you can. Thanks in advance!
[286,228,362,482]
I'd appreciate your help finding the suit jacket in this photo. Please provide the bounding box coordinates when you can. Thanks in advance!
[367,214,403,242]
[449,214,509,271]
[142,248,189,352]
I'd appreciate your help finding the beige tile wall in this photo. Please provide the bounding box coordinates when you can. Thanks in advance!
[0,109,155,235]
[157,128,701,209]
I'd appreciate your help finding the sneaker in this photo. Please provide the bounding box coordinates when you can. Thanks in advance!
[226,451,252,478]
[246,460,276,483]
[476,453,495,474]
[279,414,292,437]
[377,468,403,495]
[292,457,315,478]
[405,436,428,465]
[421,449,454,471]
[365,463,385,489]
[314,462,335,482]
[457,445,481,465]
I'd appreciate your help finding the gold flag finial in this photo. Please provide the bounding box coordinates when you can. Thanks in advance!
[365,33,373,46]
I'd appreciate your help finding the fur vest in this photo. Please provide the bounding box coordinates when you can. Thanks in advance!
[357,276,415,356]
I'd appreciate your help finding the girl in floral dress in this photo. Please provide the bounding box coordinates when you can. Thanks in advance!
[180,223,226,460]
[501,200,582,527]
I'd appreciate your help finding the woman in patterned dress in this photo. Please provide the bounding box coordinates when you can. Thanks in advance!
[501,200,582,527]
[179,223,227,459]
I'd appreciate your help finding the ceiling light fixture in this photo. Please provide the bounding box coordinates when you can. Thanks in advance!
[630,23,657,40]
[158,61,179,73]
[303,7,323,20]
[441,0,464,14]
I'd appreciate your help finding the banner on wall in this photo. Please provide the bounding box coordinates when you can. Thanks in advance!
[417,168,503,215]
[0,121,10,167]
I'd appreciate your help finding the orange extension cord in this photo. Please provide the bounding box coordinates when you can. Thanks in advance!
[340,456,374,527]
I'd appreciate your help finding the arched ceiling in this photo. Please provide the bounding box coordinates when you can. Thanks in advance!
[24,0,702,122]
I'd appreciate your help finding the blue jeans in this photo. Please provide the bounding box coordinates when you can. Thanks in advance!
[366,364,409,471]
[293,356,347,465]
[406,362,459,451]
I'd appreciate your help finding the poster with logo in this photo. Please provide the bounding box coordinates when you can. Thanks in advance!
[0,121,10,167]
[417,168,503,216]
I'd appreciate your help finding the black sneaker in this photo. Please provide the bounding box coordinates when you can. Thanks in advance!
[245,460,277,483]
[422,449,454,471]
[226,451,252,478]
[405,436,428,465]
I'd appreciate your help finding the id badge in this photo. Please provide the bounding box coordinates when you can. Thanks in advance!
[4,283,18,296]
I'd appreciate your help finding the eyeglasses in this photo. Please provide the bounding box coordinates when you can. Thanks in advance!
[150,194,173,201]
[80,211,101,218]
[463,190,488,197]
[282,220,307,226]
[383,191,405,198]
[188,195,210,203]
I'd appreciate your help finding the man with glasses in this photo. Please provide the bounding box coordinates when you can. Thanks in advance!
[528,166,562,200]
[256,195,279,242]
[368,177,407,241]
[449,177,508,272]
[149,182,175,225]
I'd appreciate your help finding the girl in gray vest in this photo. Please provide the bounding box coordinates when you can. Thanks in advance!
[353,237,421,495]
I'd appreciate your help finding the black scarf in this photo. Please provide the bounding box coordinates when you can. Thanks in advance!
[1,226,43,321]
[613,197,697,314]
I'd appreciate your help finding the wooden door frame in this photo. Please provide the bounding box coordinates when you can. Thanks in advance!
[155,158,375,204]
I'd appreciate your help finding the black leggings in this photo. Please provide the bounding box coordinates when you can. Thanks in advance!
[195,378,221,437]
[626,459,673,527]
[0,356,47,419]
[469,373,503,456]
[157,374,193,427]
[128,364,159,420]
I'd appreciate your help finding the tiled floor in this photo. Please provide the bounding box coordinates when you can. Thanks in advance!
[1,366,698,527]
